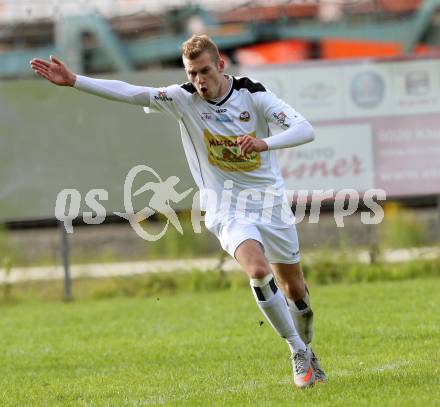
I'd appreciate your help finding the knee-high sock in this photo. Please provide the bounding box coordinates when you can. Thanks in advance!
[250,274,306,353]
[286,287,314,345]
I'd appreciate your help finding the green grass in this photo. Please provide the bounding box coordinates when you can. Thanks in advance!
[0,278,439,406]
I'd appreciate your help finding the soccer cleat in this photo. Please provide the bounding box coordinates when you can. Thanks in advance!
[291,347,315,388]
[310,349,328,383]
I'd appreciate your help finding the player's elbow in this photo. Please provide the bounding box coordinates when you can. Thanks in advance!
[302,121,315,144]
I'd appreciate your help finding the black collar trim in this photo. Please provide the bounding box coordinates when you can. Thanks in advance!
[180,82,197,94]
[206,76,235,106]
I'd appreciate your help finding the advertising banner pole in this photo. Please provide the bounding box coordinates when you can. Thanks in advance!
[58,220,72,301]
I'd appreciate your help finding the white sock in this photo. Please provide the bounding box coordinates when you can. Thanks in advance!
[250,275,306,353]
[286,288,314,345]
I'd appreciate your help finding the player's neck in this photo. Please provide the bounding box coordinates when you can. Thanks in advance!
[211,75,232,103]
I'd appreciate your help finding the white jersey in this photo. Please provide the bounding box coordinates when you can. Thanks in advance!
[145,76,306,228]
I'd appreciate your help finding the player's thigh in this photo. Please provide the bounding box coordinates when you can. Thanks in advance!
[211,220,271,279]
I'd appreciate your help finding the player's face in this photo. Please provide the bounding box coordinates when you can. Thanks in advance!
[183,51,226,100]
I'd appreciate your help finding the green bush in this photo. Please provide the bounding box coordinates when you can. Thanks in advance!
[3,254,439,303]
[0,226,17,263]
[379,202,429,248]
[88,268,236,300]
[302,254,440,285]
[144,215,219,259]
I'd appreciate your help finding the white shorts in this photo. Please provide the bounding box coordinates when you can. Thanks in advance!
[209,220,300,264]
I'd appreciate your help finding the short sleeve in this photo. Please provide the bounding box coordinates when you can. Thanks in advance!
[254,89,306,131]
[143,84,186,120]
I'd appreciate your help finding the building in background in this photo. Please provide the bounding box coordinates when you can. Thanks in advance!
[0,0,440,76]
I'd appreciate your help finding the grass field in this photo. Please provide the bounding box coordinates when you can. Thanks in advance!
[0,278,439,406]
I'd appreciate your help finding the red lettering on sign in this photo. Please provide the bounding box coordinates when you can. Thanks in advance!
[281,155,364,179]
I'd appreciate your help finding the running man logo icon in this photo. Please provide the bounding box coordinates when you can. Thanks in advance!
[115,165,193,241]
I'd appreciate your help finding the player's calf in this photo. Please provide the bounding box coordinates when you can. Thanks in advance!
[250,274,306,355]
[286,286,314,344]
[286,287,328,383]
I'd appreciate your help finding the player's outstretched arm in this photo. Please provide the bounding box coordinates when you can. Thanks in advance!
[30,55,151,106]
[30,55,76,86]
[262,120,315,150]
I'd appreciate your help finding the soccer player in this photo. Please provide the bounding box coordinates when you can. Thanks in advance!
[30,35,326,388]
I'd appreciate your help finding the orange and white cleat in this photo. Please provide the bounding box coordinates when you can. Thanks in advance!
[311,349,328,383]
[291,347,315,388]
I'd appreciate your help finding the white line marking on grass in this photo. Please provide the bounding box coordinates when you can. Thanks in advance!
[327,360,412,378]
[372,360,411,372]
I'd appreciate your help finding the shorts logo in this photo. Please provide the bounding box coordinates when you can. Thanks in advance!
[239,111,251,122]
[272,111,290,129]
[154,90,173,102]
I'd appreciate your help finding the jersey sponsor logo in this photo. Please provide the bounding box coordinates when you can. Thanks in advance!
[272,111,290,129]
[201,111,232,122]
[201,112,214,121]
[215,108,227,113]
[239,111,251,122]
[154,90,173,102]
[203,129,261,172]
[216,113,233,122]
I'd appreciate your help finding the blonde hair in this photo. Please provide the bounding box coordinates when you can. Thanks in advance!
[181,34,220,63]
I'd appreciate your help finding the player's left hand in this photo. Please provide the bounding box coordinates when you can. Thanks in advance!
[237,135,268,156]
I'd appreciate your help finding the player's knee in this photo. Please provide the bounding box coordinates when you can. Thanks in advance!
[246,265,270,279]
[281,280,306,301]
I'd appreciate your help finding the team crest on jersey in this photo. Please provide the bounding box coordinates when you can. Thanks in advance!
[239,111,251,122]
[203,129,261,172]
[272,111,290,129]
[154,90,173,102]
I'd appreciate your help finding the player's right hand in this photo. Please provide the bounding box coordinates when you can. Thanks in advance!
[30,55,76,86]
